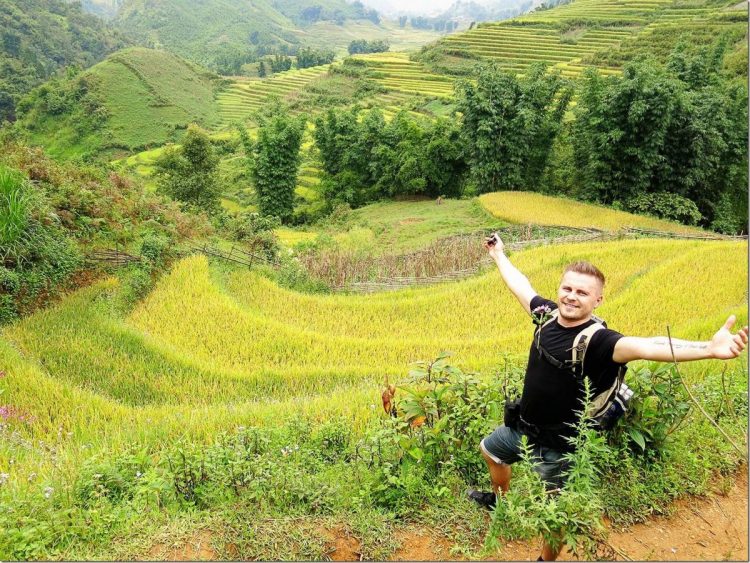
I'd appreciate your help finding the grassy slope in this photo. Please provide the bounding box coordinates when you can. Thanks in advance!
[114,0,298,56]
[25,48,221,159]
[294,19,442,57]
[340,198,500,253]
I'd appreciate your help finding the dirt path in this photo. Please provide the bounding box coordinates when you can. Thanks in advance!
[604,470,748,562]
[386,470,748,562]
[148,471,747,561]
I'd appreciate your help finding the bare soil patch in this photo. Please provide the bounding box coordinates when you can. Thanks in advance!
[389,527,456,561]
[323,526,362,561]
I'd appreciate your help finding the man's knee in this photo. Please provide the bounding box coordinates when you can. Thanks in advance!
[480,440,509,468]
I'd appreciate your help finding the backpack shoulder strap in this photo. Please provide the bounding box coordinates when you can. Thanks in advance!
[571,322,605,381]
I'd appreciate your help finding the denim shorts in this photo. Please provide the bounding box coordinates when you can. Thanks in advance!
[480,425,570,491]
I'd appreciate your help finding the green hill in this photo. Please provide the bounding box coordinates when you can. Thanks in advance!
[0,0,129,122]
[16,48,222,160]
[112,0,375,73]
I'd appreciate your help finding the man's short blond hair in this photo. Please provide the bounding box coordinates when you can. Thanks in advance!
[563,261,606,288]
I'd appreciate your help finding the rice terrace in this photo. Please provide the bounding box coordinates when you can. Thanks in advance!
[0,0,748,560]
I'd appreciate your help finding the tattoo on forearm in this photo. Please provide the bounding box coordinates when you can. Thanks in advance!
[653,339,708,350]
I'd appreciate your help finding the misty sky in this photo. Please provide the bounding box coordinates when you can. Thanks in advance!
[358,0,486,16]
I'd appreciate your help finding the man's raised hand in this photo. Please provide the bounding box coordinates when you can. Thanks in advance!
[708,315,749,360]
[484,232,505,260]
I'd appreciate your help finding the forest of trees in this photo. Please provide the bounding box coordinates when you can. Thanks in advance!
[0,0,127,121]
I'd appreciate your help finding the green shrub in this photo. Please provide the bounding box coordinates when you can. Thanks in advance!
[625,192,702,226]
[0,164,81,321]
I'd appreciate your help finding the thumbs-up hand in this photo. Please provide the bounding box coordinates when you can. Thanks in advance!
[708,315,749,359]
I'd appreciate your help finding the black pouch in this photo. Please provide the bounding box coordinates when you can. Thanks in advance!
[503,397,521,429]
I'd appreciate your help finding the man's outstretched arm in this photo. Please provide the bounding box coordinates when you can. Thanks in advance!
[485,233,537,315]
[612,315,749,363]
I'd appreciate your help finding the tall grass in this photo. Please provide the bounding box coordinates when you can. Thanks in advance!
[0,165,31,256]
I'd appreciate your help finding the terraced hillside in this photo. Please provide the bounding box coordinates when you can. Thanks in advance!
[5,238,746,427]
[441,25,628,76]
[352,52,457,98]
[217,65,332,125]
[418,0,747,77]
[217,57,451,127]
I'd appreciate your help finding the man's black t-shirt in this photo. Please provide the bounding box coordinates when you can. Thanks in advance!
[519,295,626,439]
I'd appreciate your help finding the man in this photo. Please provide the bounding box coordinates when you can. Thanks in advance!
[469,233,748,561]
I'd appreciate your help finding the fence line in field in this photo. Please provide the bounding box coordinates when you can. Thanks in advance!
[333,226,746,293]
[84,225,745,293]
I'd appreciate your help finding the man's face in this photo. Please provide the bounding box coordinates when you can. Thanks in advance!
[556,271,603,323]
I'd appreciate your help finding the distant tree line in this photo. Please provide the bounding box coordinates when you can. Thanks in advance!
[408,16,458,32]
[295,47,335,69]
[348,39,390,55]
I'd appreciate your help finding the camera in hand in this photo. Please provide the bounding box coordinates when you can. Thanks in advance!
[486,234,499,247]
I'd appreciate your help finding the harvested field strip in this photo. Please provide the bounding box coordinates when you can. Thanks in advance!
[480,192,710,234]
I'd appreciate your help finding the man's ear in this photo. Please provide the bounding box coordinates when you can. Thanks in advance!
[594,294,603,308]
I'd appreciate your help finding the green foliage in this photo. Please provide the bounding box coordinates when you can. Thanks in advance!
[314,107,466,209]
[0,0,127,121]
[573,48,748,229]
[456,62,571,193]
[0,163,81,322]
[625,193,702,225]
[613,363,691,456]
[348,39,390,55]
[710,192,746,235]
[270,55,293,73]
[224,212,282,262]
[0,166,31,252]
[296,47,335,69]
[15,72,110,158]
[486,399,608,560]
[250,105,305,224]
[155,125,221,213]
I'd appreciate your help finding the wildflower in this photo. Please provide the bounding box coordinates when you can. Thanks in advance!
[27,472,36,482]
[0,370,5,378]
[0,473,9,486]
[136,471,142,479]
[531,304,554,326]
[43,486,54,499]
